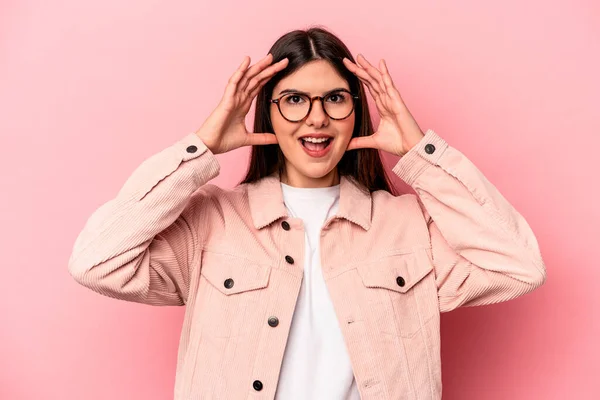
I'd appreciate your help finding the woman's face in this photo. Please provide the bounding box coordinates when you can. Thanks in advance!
[270,59,355,188]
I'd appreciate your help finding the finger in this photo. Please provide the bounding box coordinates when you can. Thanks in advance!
[245,58,288,97]
[246,79,267,103]
[380,59,406,106]
[346,135,378,151]
[223,56,252,100]
[356,54,386,94]
[244,133,279,147]
[351,68,382,104]
[379,59,396,93]
[352,61,384,96]
[238,53,271,92]
[344,58,392,116]
[361,78,382,105]
[239,53,276,93]
[343,57,383,96]
[344,58,389,113]
[246,74,273,102]
[244,58,289,106]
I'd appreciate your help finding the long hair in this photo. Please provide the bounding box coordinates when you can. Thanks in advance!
[239,26,398,195]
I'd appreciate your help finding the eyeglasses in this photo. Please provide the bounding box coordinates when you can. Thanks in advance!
[270,89,359,122]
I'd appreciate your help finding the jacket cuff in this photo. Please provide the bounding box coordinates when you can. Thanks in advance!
[118,132,221,202]
[391,129,450,186]
[178,132,221,186]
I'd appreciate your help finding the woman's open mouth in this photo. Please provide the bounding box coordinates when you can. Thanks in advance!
[299,137,334,158]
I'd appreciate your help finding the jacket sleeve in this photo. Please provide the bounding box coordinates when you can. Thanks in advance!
[392,129,547,313]
[67,132,220,306]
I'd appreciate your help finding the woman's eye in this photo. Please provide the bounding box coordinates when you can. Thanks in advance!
[286,95,305,104]
[327,93,346,103]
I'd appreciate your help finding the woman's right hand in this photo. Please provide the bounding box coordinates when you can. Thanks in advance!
[195,54,289,155]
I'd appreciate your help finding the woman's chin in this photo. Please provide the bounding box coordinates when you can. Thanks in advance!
[295,166,337,180]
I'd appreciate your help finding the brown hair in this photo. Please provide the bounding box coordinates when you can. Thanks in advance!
[239,26,398,195]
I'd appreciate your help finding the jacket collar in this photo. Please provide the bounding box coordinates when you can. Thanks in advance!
[247,171,372,231]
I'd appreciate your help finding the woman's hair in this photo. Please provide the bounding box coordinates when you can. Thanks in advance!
[239,26,398,195]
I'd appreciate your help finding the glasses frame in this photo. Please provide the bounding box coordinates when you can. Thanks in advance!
[270,88,359,122]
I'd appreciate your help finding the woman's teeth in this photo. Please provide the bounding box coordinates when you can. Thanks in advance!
[303,137,329,143]
[301,138,331,151]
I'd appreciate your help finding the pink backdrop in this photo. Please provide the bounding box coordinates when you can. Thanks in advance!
[1,0,598,399]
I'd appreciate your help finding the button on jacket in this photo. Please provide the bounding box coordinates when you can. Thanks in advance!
[67,129,547,399]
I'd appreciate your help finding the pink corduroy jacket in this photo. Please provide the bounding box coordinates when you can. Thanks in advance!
[68,128,547,400]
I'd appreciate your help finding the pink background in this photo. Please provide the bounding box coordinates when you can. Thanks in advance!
[1,0,598,399]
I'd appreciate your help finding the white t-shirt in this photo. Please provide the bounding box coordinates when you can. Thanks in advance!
[274,182,361,400]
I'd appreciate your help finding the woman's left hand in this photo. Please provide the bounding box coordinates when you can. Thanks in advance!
[343,54,425,157]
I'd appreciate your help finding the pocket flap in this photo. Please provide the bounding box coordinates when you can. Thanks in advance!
[200,251,272,295]
[356,250,433,294]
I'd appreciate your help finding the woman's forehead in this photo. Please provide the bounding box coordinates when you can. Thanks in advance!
[273,60,349,94]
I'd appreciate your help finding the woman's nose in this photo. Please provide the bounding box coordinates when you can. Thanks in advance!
[305,97,328,126]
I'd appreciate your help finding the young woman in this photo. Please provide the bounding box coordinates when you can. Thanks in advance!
[68,27,547,400]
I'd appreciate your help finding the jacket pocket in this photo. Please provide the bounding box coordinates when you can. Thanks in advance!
[195,251,273,337]
[356,249,437,338]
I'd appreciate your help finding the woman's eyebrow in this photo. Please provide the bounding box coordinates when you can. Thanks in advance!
[277,87,349,96]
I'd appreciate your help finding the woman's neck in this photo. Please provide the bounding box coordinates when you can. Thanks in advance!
[280,167,340,188]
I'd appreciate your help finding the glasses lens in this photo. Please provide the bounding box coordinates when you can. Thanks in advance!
[279,94,311,121]
[323,91,354,119]
[279,91,355,121]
